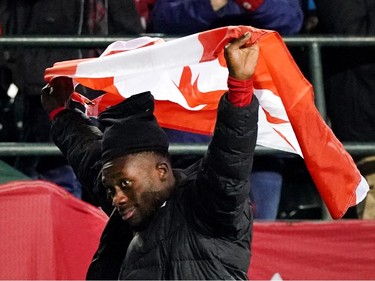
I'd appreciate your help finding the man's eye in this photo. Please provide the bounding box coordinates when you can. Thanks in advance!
[121,180,131,188]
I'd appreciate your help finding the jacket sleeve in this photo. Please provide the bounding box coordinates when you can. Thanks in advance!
[191,94,259,237]
[51,109,113,215]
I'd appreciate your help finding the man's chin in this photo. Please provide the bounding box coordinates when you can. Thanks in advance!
[128,220,148,232]
[127,213,155,232]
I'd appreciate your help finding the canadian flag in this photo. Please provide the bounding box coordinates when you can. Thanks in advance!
[45,26,369,219]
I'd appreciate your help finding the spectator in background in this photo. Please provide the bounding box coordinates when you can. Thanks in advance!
[0,0,145,199]
[314,0,375,142]
[314,0,375,218]
[149,0,304,36]
[133,0,156,31]
[301,0,318,34]
[0,3,21,146]
[1,0,87,198]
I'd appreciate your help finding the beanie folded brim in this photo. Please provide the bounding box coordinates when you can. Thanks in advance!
[99,92,169,164]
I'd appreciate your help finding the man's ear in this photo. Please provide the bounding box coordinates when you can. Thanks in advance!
[156,162,170,181]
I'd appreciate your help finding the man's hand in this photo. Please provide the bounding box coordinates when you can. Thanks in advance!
[41,77,74,113]
[224,32,259,80]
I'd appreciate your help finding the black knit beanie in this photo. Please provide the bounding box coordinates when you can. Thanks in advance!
[99,91,169,164]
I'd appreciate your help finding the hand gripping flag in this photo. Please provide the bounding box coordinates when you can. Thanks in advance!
[45,26,369,219]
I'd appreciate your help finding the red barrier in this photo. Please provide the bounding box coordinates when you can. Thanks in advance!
[249,219,375,280]
[1,180,375,280]
[0,180,107,280]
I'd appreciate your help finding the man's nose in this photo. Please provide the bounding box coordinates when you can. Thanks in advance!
[112,188,128,206]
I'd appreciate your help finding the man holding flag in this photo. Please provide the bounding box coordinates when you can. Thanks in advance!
[41,32,259,279]
[43,24,369,220]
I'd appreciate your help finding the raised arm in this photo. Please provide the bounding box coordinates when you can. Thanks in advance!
[191,32,259,237]
[41,78,112,214]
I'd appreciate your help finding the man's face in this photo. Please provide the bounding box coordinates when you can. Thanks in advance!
[102,152,171,231]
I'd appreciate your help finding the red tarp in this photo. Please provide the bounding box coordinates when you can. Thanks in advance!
[0,180,107,280]
[1,180,375,280]
[249,219,375,280]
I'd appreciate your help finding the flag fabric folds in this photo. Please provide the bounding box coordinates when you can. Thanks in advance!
[44,25,369,219]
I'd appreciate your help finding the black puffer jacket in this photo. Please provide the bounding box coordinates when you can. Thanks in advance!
[51,94,259,280]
